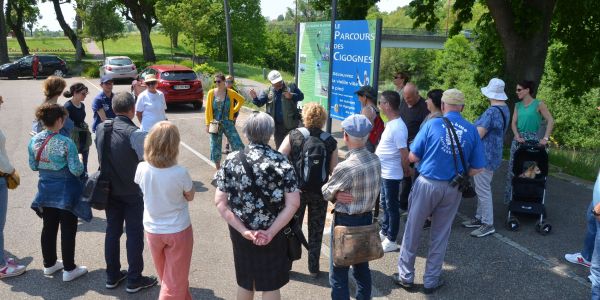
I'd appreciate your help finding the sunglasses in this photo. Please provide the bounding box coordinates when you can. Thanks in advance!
[516,88,524,92]
[225,80,234,84]
[214,80,222,84]
[80,90,89,95]
[146,82,157,86]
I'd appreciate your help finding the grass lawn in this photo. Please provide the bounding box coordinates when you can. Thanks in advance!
[7,37,84,61]
[99,33,191,58]
[205,61,294,83]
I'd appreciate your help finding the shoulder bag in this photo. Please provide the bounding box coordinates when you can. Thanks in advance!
[442,117,477,198]
[332,202,384,267]
[237,149,308,261]
[81,120,113,210]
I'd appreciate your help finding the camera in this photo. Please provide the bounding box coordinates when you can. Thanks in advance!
[450,173,477,198]
[449,173,468,188]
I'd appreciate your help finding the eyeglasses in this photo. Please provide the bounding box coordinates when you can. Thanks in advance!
[516,88,523,92]
[214,80,222,84]
[225,80,233,84]
[80,90,89,95]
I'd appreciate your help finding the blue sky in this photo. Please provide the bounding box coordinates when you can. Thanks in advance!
[37,0,409,31]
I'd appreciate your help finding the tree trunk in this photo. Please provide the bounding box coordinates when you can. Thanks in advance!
[101,39,106,59]
[5,0,29,56]
[0,0,8,63]
[486,0,556,143]
[51,0,86,57]
[137,21,156,62]
[171,32,178,48]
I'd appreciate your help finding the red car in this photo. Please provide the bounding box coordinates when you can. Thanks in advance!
[132,65,203,110]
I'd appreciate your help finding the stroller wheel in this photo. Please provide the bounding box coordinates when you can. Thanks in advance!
[506,218,519,231]
[536,221,552,235]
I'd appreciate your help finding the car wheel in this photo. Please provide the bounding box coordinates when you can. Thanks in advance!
[193,101,203,111]
[53,69,65,77]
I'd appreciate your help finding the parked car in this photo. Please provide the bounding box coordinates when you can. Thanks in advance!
[99,56,137,81]
[131,65,204,110]
[0,55,68,79]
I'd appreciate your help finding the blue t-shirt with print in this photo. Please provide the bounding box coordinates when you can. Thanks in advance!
[91,92,116,132]
[474,105,510,171]
[411,111,486,181]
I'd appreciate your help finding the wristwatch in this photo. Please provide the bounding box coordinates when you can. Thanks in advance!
[592,209,600,217]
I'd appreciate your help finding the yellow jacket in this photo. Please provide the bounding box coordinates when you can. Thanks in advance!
[205,88,245,125]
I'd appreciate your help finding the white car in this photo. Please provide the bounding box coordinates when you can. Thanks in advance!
[99,56,137,81]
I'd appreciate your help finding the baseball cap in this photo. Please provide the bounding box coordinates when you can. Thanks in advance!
[355,85,377,100]
[267,70,283,84]
[481,78,508,100]
[100,75,113,84]
[441,88,465,105]
[341,114,372,138]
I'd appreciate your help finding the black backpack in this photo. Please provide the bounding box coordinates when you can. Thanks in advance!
[291,127,331,192]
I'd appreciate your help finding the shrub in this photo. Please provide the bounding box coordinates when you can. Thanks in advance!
[83,64,100,78]
[193,63,219,77]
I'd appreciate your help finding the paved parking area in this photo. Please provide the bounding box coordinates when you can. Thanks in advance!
[0,77,594,299]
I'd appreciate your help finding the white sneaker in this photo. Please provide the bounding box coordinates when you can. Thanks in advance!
[0,258,26,279]
[564,252,591,267]
[63,266,88,282]
[379,230,386,241]
[381,237,400,253]
[43,260,64,275]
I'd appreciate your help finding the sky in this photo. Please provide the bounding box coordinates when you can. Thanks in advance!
[37,0,411,31]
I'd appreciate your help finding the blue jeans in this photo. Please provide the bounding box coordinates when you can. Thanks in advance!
[591,215,600,299]
[0,179,7,264]
[583,201,596,262]
[380,179,402,242]
[330,212,373,300]
[105,194,145,284]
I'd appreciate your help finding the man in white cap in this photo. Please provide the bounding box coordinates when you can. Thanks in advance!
[321,114,381,300]
[394,89,485,294]
[249,70,304,148]
[462,78,510,237]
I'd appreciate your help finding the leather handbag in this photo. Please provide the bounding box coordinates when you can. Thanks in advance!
[332,220,384,267]
[0,170,20,190]
[442,117,477,198]
[208,120,220,134]
[81,120,113,210]
[237,150,309,261]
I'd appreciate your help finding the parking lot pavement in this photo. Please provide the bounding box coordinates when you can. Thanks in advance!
[0,77,594,299]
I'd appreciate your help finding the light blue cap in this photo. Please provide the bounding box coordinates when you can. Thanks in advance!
[341,114,372,138]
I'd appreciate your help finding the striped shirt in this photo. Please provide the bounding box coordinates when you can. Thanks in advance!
[322,146,381,215]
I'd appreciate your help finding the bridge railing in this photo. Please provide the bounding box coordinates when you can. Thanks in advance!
[381,27,448,37]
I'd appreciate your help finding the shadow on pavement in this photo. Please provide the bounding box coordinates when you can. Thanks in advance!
[193,181,209,193]
[166,103,201,114]
[290,270,330,288]
[77,216,107,233]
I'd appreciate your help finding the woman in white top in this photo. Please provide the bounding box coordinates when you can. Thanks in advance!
[0,95,27,278]
[135,121,195,300]
[135,74,167,132]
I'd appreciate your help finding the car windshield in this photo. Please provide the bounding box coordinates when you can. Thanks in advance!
[108,58,133,66]
[160,71,196,81]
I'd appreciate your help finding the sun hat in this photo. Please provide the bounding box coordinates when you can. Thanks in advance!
[480,78,508,100]
[441,88,465,105]
[341,114,372,138]
[267,70,283,84]
[144,74,158,83]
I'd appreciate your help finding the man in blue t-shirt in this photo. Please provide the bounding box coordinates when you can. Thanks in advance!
[462,78,510,237]
[394,89,485,294]
[92,75,117,132]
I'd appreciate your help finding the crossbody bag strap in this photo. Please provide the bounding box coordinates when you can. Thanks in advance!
[35,132,58,163]
[444,122,460,176]
[492,106,507,131]
[100,120,113,178]
[442,117,468,174]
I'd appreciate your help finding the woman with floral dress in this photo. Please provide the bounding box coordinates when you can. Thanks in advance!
[214,112,300,300]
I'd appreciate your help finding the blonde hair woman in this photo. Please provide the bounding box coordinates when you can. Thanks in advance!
[278,102,338,277]
[135,121,195,300]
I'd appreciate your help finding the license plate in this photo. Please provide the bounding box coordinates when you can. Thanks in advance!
[174,85,190,90]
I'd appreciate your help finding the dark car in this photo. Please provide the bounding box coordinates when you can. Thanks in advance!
[132,65,203,110]
[0,55,68,79]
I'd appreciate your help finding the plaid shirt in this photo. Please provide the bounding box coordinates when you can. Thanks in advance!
[322,146,381,215]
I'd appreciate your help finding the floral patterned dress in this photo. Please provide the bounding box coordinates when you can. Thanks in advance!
[215,143,298,291]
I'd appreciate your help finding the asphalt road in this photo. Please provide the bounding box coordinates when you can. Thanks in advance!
[0,76,595,299]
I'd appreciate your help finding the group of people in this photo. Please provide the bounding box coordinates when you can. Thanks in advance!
[0,65,565,300]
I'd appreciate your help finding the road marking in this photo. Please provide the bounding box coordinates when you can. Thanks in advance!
[180,141,215,169]
[84,78,102,91]
[168,116,202,121]
[455,212,590,288]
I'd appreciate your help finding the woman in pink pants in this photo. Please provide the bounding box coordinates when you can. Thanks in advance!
[135,121,195,299]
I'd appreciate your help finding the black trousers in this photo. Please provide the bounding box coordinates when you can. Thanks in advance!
[296,190,328,273]
[274,122,292,149]
[41,207,78,271]
[105,194,145,284]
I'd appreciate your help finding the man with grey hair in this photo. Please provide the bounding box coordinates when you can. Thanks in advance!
[322,114,381,300]
[394,89,485,294]
[95,92,157,293]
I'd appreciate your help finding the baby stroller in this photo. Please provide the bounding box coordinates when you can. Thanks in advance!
[505,141,552,235]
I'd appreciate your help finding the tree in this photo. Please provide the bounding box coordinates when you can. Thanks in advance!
[117,0,158,62]
[41,0,86,59]
[25,6,41,37]
[313,0,380,20]
[5,0,37,56]
[0,0,8,63]
[154,0,184,50]
[81,0,125,59]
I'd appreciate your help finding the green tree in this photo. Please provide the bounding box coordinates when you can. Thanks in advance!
[81,0,125,58]
[155,0,184,50]
[5,0,38,56]
[0,0,7,63]
[313,0,380,20]
[263,26,296,73]
[41,0,86,59]
[117,0,158,62]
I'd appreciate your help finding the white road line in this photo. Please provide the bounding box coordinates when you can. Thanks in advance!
[168,116,202,121]
[84,78,102,91]
[180,141,215,169]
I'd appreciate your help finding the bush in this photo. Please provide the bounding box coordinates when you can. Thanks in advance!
[193,63,219,77]
[83,65,100,78]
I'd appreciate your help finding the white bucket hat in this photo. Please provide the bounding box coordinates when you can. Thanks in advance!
[481,78,508,100]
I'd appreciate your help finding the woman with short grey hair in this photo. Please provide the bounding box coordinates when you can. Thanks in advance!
[214,111,300,300]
